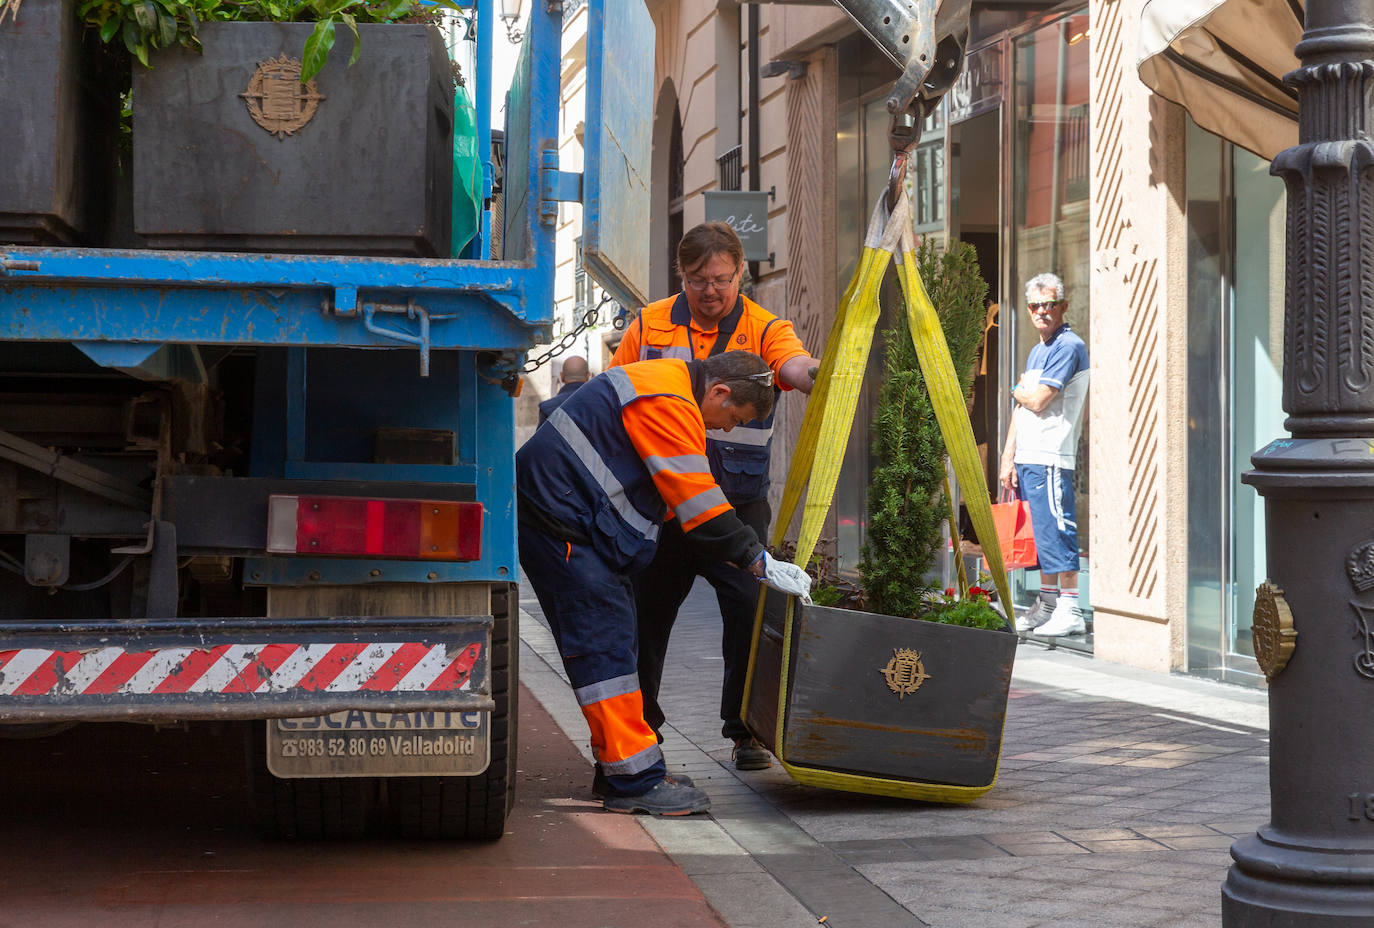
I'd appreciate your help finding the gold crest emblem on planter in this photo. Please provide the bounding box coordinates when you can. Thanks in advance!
[1252,580,1297,682]
[240,55,325,139]
[880,647,931,699]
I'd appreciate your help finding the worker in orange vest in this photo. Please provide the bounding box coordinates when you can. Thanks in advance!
[516,351,811,816]
[609,221,821,772]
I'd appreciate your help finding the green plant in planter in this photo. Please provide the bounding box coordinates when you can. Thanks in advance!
[70,0,455,77]
[860,238,990,626]
[922,585,1005,630]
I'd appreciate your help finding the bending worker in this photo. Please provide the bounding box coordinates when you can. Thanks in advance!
[515,351,812,816]
[609,221,820,772]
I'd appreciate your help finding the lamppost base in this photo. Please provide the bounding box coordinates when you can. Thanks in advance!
[1224,831,1374,926]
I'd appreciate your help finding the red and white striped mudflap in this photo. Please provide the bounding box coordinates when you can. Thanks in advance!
[0,641,483,698]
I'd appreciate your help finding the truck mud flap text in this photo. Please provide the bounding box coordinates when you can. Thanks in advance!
[268,709,490,778]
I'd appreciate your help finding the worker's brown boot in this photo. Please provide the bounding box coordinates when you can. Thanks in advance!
[732,736,771,771]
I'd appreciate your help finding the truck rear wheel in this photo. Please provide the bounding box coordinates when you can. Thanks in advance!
[247,721,377,839]
[390,583,518,840]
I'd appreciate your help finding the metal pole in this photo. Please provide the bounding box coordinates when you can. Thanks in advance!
[747,2,761,286]
[1228,0,1374,923]
[1047,19,1067,275]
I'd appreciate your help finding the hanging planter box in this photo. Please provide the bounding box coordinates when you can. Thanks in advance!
[0,0,119,245]
[745,587,1016,802]
[132,21,453,256]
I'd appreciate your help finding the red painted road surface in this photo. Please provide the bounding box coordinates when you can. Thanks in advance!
[0,686,729,928]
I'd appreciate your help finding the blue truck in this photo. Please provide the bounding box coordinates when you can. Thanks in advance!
[0,0,965,840]
[0,0,654,840]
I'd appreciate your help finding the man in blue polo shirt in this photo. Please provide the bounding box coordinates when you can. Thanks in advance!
[998,272,1090,637]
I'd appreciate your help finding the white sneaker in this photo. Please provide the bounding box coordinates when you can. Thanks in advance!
[1034,600,1085,637]
[1014,598,1053,633]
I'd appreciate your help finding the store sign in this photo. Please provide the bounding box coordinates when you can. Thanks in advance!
[704,191,770,262]
[948,43,1003,123]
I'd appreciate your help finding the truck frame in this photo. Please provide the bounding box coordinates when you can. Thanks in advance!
[0,0,654,840]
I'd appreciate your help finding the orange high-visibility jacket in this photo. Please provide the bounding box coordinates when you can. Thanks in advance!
[610,293,807,504]
[516,358,764,573]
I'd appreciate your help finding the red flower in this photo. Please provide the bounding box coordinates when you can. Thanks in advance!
[944,588,955,597]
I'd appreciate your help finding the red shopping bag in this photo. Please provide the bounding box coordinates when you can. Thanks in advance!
[983,494,1038,572]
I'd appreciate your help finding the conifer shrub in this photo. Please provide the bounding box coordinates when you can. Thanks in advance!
[860,238,990,624]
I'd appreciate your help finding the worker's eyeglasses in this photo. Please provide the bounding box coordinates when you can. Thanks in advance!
[1027,300,1062,312]
[683,268,739,292]
[744,370,775,387]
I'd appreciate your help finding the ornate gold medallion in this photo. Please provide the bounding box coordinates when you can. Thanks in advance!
[880,647,931,699]
[240,55,325,139]
[1252,581,1297,682]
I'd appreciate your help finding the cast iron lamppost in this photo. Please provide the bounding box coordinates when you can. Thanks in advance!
[1228,0,1374,923]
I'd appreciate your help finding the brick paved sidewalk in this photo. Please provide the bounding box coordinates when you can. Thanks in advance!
[520,578,1271,928]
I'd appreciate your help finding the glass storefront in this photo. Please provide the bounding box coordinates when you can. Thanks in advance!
[1005,9,1093,642]
[1185,117,1284,683]
[831,8,1094,625]
[832,35,904,576]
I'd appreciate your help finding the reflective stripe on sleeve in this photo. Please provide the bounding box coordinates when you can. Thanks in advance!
[706,426,773,445]
[644,453,711,476]
[602,366,638,405]
[675,485,729,524]
[574,671,640,707]
[548,408,658,538]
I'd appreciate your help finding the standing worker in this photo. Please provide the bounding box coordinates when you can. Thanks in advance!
[538,355,590,424]
[998,272,1090,637]
[609,222,821,771]
[516,351,812,815]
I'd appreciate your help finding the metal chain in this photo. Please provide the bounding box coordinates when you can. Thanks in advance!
[521,293,613,374]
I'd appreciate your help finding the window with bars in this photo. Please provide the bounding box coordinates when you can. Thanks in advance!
[717,146,742,191]
[574,236,588,312]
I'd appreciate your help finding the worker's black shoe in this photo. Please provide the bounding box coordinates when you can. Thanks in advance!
[592,764,693,799]
[602,776,710,816]
[732,736,772,771]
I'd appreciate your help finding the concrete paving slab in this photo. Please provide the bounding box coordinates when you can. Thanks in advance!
[519,577,1274,926]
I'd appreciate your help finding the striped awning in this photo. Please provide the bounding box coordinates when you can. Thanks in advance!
[1137,0,1303,160]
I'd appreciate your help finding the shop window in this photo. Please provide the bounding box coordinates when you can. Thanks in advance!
[1007,9,1093,644]
[1185,117,1284,684]
[832,33,900,576]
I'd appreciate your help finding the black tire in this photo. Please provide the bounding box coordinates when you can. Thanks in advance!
[390,582,519,840]
[246,720,377,840]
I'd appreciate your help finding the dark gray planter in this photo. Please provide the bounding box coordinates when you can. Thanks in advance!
[133,22,453,256]
[0,0,119,245]
[745,587,1016,799]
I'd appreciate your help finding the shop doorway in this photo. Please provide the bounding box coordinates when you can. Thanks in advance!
[948,109,1002,504]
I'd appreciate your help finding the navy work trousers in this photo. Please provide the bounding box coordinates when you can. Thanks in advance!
[633,498,769,742]
[519,524,665,797]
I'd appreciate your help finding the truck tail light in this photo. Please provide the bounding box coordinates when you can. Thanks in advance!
[266,496,483,560]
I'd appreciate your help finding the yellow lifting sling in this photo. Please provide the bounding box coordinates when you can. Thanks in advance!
[741,188,1015,802]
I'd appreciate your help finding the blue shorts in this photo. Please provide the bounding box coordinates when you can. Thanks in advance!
[1015,463,1080,575]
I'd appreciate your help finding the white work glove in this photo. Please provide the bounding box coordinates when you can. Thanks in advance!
[759,551,813,604]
